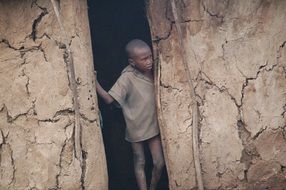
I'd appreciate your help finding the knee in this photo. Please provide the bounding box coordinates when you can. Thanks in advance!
[134,154,145,170]
[153,157,165,170]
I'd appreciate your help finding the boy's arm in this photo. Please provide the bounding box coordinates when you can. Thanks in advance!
[95,72,114,104]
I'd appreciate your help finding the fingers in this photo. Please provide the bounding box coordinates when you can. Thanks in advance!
[94,70,97,81]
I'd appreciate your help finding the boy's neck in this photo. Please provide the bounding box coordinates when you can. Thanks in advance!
[131,64,153,80]
[143,70,153,80]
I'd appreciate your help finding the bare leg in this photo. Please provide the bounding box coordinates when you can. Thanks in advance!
[148,135,165,190]
[131,142,147,190]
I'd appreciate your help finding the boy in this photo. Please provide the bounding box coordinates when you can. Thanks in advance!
[95,39,165,190]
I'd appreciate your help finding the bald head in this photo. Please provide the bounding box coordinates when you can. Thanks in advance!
[125,39,150,58]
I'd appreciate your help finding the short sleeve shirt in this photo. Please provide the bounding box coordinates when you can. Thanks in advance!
[108,65,160,142]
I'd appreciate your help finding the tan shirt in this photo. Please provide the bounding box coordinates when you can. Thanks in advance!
[108,65,159,142]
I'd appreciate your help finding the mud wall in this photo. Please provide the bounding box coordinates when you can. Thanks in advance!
[0,0,108,189]
[1,0,286,190]
[147,0,286,189]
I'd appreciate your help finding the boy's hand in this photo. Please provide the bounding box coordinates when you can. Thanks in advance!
[95,73,115,104]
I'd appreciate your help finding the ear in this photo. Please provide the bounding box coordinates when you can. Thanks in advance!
[128,58,135,67]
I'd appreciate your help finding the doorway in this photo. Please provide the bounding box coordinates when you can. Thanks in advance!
[87,0,169,189]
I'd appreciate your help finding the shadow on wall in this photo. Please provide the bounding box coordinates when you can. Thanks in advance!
[87,0,169,189]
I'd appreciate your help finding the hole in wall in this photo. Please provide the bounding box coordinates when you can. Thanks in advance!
[88,0,169,189]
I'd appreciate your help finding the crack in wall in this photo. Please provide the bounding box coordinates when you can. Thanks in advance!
[170,1,201,65]
[38,44,48,62]
[38,118,61,124]
[79,113,96,123]
[239,62,268,108]
[0,142,17,186]
[282,104,286,118]
[50,4,84,175]
[30,0,48,41]
[1,38,48,63]
[149,0,286,189]
[197,67,264,184]
[0,129,4,146]
[154,0,205,44]
[152,0,174,43]
[3,87,72,125]
[282,127,286,142]
[181,18,205,23]
[239,46,281,122]
[63,50,73,92]
[55,138,67,190]
[221,40,228,61]
[0,39,21,51]
[160,81,182,92]
[8,144,16,186]
[201,0,227,23]
[1,1,102,189]
[200,71,240,107]
[152,22,174,43]
[20,43,48,62]
[153,0,203,43]
[21,68,31,96]
[4,101,34,124]
[235,39,285,184]
[279,41,286,49]
[252,126,267,140]
[277,40,286,60]
[80,150,87,190]
[196,72,255,185]
[0,105,4,113]
[37,32,51,40]
[164,3,285,186]
[166,0,204,24]
[53,108,74,118]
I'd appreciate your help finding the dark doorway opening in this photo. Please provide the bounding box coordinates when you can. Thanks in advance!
[87,0,169,190]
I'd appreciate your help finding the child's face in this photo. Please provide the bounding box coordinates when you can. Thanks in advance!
[129,47,153,73]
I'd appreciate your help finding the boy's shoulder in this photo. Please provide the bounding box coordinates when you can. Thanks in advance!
[121,65,135,74]
[121,65,151,83]
[114,65,134,83]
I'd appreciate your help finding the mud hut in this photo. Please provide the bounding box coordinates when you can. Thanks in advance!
[0,0,285,190]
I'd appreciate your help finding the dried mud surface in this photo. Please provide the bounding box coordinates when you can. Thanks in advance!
[148,0,286,189]
[0,0,107,189]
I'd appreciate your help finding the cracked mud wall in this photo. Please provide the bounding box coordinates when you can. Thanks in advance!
[147,0,286,189]
[0,0,108,189]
